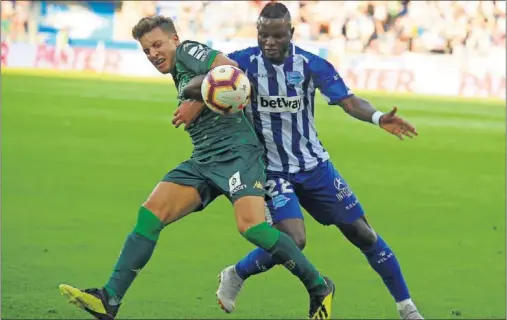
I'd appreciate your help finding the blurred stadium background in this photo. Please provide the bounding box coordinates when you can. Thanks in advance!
[1,1,506,319]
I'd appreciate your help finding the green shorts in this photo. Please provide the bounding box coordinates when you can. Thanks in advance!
[162,145,266,212]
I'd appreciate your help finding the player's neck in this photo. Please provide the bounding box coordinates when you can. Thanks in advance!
[266,51,290,65]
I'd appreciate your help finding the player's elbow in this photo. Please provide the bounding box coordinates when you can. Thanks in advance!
[338,99,353,114]
[337,95,358,114]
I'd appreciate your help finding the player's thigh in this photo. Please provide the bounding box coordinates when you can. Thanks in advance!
[207,145,267,232]
[298,160,365,226]
[265,172,305,227]
[150,160,219,224]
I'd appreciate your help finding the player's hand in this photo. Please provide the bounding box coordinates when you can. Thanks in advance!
[172,100,206,129]
[379,107,418,140]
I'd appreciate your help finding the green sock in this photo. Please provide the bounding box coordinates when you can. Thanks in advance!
[242,222,326,292]
[104,207,164,303]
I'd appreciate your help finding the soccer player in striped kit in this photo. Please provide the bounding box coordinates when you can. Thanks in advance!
[182,2,423,319]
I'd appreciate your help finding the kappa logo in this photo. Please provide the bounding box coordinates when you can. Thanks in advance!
[229,171,246,195]
[253,181,264,190]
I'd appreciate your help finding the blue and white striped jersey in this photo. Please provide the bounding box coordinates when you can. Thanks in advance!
[228,44,353,173]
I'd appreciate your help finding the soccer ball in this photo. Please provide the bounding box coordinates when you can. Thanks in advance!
[201,65,251,115]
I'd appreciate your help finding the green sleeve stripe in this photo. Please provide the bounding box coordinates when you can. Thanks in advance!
[207,50,220,70]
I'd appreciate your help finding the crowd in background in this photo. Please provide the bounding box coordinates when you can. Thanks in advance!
[164,0,506,56]
[1,0,32,43]
[1,0,506,56]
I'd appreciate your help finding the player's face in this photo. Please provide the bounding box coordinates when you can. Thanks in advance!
[257,17,293,63]
[139,27,180,74]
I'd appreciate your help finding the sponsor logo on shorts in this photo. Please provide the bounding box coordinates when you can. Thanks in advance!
[253,181,264,189]
[334,177,353,201]
[272,194,290,209]
[345,199,359,210]
[229,171,247,195]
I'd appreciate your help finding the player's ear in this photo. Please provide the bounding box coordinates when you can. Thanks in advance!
[171,33,180,44]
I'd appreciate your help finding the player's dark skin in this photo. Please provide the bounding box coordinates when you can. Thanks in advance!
[183,16,418,252]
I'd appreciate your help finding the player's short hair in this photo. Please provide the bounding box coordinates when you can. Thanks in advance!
[132,15,177,40]
[259,1,291,21]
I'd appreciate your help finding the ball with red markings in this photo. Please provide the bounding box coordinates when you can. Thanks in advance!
[201,65,251,115]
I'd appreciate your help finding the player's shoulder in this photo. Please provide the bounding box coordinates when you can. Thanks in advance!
[294,45,326,65]
[177,40,209,53]
[228,46,261,60]
[294,45,335,75]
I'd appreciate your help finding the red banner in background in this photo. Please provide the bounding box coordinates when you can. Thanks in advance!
[344,69,415,93]
[1,42,505,100]
[1,42,9,66]
[34,44,122,73]
[459,72,506,99]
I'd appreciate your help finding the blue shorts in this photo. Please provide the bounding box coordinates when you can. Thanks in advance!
[265,160,364,226]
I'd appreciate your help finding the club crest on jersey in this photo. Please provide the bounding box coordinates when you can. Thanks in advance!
[286,71,304,85]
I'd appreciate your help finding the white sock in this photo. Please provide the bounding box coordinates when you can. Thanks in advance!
[396,298,414,311]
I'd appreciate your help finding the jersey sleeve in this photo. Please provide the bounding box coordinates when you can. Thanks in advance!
[227,46,259,72]
[176,40,220,75]
[308,56,353,105]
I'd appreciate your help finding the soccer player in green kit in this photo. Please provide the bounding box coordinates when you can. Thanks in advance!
[58,16,335,320]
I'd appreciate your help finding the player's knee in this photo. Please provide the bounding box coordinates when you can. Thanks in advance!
[234,196,267,234]
[358,226,377,249]
[141,200,167,222]
[337,217,377,250]
[141,198,181,225]
[275,219,307,250]
[291,233,306,250]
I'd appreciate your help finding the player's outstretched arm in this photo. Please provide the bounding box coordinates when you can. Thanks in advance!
[338,97,418,140]
[308,54,418,140]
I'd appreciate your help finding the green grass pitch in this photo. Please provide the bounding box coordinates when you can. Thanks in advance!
[1,70,505,319]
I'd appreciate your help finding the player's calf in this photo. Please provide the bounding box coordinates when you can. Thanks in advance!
[232,196,335,318]
[337,217,422,318]
[103,182,202,301]
[60,182,203,318]
[233,196,328,292]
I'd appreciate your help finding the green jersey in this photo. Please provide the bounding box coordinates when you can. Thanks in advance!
[171,40,261,160]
